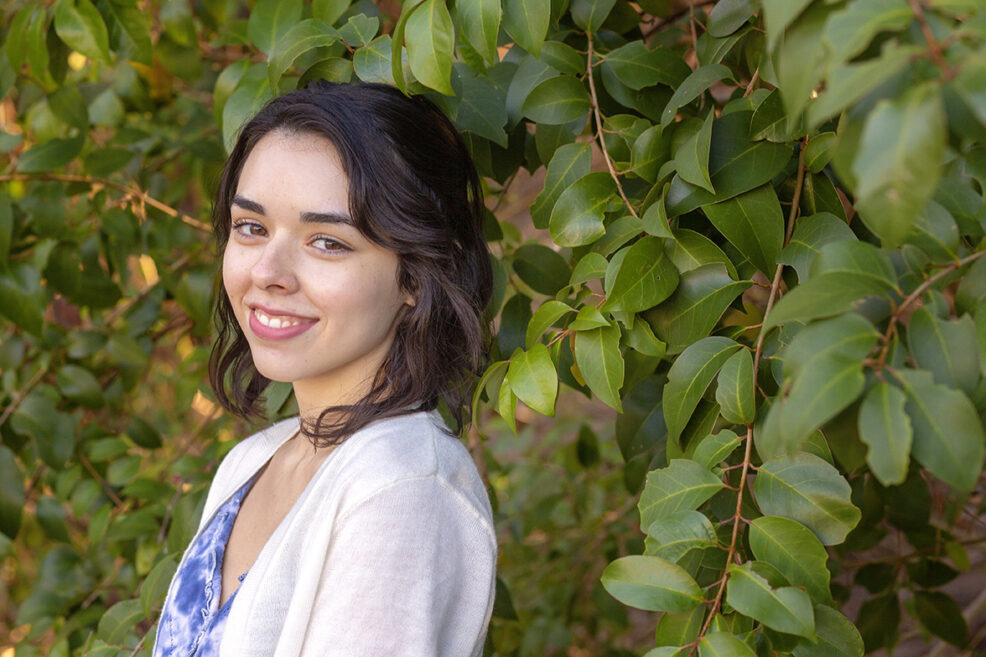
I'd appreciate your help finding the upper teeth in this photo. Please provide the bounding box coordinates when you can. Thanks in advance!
[254,309,302,329]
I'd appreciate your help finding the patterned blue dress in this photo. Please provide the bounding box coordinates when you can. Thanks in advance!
[153,472,259,657]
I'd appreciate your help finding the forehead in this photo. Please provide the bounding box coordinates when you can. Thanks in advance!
[236,130,349,210]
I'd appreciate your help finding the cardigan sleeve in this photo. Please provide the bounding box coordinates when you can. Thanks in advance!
[298,474,497,657]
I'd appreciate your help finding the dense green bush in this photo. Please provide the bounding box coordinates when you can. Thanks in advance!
[1,0,985,655]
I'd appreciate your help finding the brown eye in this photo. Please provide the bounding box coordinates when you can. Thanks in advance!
[311,236,349,253]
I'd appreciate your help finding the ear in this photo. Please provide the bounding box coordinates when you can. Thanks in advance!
[403,290,416,307]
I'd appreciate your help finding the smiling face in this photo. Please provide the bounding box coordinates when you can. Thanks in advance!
[221,130,414,412]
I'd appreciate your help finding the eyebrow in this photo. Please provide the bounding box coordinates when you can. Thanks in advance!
[231,195,354,226]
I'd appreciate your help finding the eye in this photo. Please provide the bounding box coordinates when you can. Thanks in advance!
[232,219,266,238]
[311,236,350,254]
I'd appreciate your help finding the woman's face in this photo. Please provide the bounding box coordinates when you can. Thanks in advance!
[222,130,414,408]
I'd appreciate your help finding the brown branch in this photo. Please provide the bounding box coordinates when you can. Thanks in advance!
[79,454,125,507]
[908,0,955,79]
[693,145,808,651]
[586,34,639,220]
[0,173,211,233]
[0,363,49,429]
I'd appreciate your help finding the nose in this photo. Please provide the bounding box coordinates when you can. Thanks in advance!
[250,237,299,293]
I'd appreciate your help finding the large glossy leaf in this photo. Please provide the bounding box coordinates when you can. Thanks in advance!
[97,599,144,644]
[913,591,969,647]
[793,606,865,657]
[698,632,757,657]
[638,459,723,529]
[506,344,558,417]
[707,0,756,37]
[754,454,861,545]
[456,0,500,64]
[666,112,793,215]
[822,0,911,66]
[762,0,814,50]
[140,555,178,616]
[716,349,755,425]
[758,314,879,457]
[502,0,549,56]
[222,76,273,153]
[645,510,717,562]
[725,562,816,639]
[645,264,751,355]
[749,516,832,603]
[571,0,616,31]
[16,136,84,173]
[601,555,703,612]
[663,336,741,444]
[895,370,986,492]
[455,71,508,147]
[853,84,947,248]
[531,142,592,228]
[549,172,615,246]
[764,241,897,329]
[773,1,831,119]
[247,0,303,55]
[405,0,455,94]
[675,110,715,193]
[601,41,690,90]
[703,184,784,275]
[513,244,570,296]
[662,64,732,126]
[857,382,912,487]
[777,213,856,283]
[655,607,704,648]
[525,300,573,348]
[54,0,111,64]
[906,200,960,264]
[665,229,737,277]
[632,125,671,183]
[602,237,679,313]
[267,19,339,90]
[574,323,624,412]
[522,76,591,125]
[906,308,980,395]
[689,430,742,469]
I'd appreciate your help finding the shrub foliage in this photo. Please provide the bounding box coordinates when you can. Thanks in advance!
[1,0,985,655]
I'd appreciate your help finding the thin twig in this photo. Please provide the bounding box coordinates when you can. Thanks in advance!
[586,35,639,220]
[908,0,955,79]
[0,173,210,232]
[0,363,48,428]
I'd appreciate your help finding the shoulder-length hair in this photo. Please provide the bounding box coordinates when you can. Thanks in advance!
[208,81,493,446]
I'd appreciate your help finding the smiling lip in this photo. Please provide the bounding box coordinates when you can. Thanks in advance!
[247,305,317,341]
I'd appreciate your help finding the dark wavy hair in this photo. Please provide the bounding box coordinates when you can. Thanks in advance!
[208,81,493,447]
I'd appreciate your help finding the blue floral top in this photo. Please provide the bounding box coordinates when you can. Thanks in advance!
[154,472,259,657]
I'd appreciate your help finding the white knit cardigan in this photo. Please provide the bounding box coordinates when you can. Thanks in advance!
[153,409,497,657]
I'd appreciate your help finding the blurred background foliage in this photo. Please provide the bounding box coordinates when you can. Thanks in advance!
[1,0,986,656]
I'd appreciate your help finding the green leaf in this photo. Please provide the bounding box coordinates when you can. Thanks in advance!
[247,0,302,55]
[267,19,339,90]
[571,0,616,31]
[895,370,986,493]
[639,459,723,529]
[689,430,741,469]
[762,0,814,50]
[793,606,864,657]
[857,382,911,487]
[513,243,569,296]
[776,213,856,284]
[645,264,751,355]
[0,446,24,539]
[822,0,912,66]
[532,142,592,229]
[764,241,897,330]
[645,510,717,562]
[625,318,667,358]
[662,65,732,126]
[0,195,11,262]
[642,190,674,238]
[773,1,830,120]
[698,632,757,657]
[754,453,861,545]
[906,200,959,264]
[106,1,152,65]
[506,344,558,416]
[759,314,879,457]
[457,0,500,64]
[526,300,574,348]
[522,76,590,125]
[502,0,549,56]
[539,41,585,75]
[804,133,836,173]
[602,41,690,90]
[338,14,378,47]
[853,84,947,248]
[716,349,754,425]
[725,562,816,639]
[906,308,980,395]
[655,607,704,647]
[956,255,986,315]
[703,184,784,276]
[856,593,900,653]
[602,237,679,313]
[675,110,715,193]
[405,0,455,94]
[549,172,614,247]
[54,0,111,64]
[48,85,89,131]
[569,306,610,331]
[140,556,178,616]
[17,136,84,173]
[632,125,671,183]
[222,76,273,154]
[354,35,397,86]
[574,323,624,412]
[97,599,144,643]
[56,364,102,409]
[666,229,737,276]
[601,555,703,612]
[666,112,793,215]
[749,516,832,604]
[0,263,45,336]
[913,591,969,647]
[706,0,756,37]
[663,336,741,444]
[570,251,608,285]
[456,69,508,147]
[313,0,350,23]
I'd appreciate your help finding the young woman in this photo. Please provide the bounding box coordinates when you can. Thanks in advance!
[152,82,496,657]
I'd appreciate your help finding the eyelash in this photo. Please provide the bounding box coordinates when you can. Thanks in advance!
[231,220,350,254]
